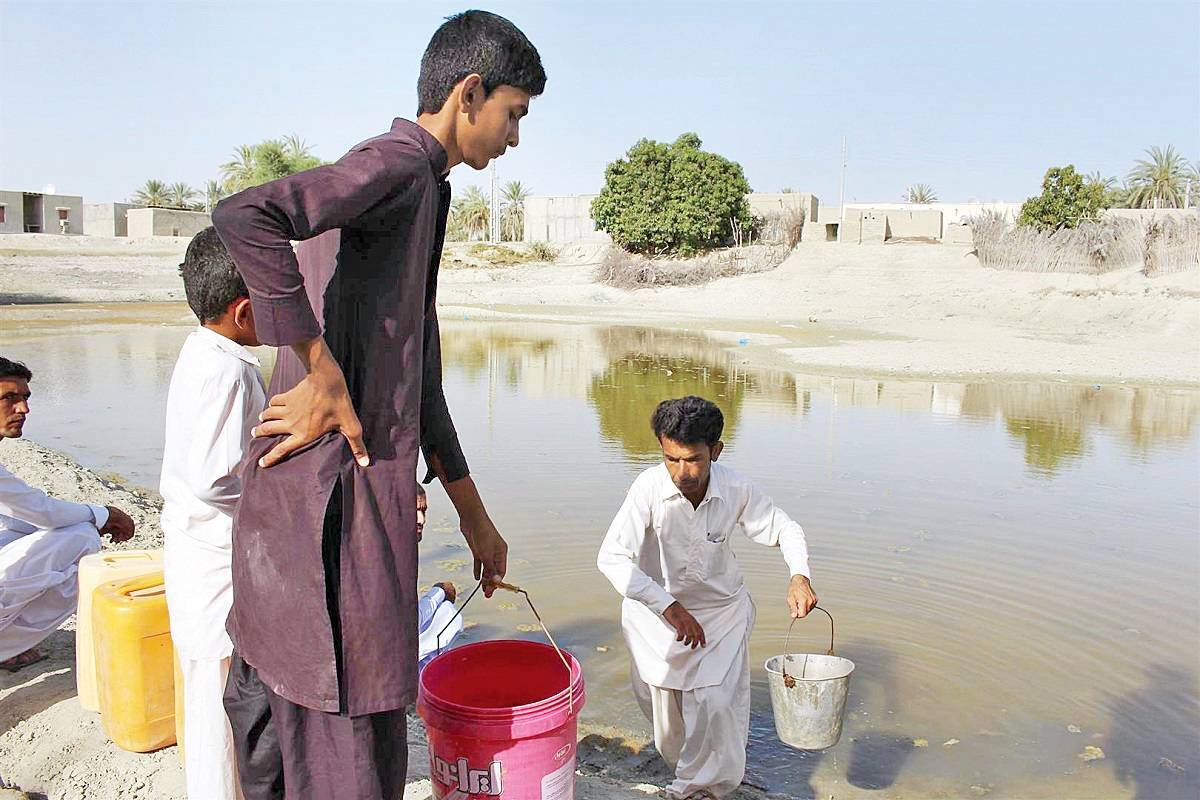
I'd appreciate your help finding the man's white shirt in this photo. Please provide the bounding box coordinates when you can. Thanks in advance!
[598,461,809,690]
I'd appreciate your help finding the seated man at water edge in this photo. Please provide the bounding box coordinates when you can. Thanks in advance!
[160,227,267,800]
[598,395,817,799]
[0,356,136,672]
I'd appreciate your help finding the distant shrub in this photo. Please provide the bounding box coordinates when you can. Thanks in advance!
[591,133,753,256]
[467,243,533,266]
[595,244,788,289]
[529,241,559,262]
[1018,165,1111,232]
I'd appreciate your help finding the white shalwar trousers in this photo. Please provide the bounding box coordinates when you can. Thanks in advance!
[632,636,751,799]
[179,654,240,800]
[0,522,100,661]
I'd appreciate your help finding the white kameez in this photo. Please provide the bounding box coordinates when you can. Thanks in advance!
[1,460,107,661]
[598,462,810,798]
[160,326,265,800]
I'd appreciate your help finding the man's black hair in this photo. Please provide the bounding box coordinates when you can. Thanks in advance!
[417,10,546,115]
[0,357,32,382]
[651,396,724,447]
[179,226,248,324]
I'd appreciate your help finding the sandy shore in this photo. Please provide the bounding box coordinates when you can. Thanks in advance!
[0,438,794,800]
[2,233,1197,385]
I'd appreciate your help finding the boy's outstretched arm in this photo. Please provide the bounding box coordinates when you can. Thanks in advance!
[211,141,416,468]
[739,483,819,618]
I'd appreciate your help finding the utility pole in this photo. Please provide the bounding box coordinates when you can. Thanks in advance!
[489,160,501,243]
[838,136,847,222]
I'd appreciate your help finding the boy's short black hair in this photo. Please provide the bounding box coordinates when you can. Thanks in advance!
[0,357,32,382]
[179,227,248,324]
[651,396,724,447]
[418,10,546,115]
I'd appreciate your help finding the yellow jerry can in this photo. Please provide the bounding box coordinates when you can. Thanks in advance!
[93,570,177,752]
[76,549,164,712]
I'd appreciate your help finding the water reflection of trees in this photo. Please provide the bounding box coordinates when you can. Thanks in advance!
[962,384,1197,475]
[587,327,801,458]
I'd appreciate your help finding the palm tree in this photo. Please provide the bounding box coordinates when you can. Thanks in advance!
[904,184,937,204]
[131,179,170,208]
[220,145,257,193]
[282,134,313,160]
[1127,145,1190,209]
[452,185,490,240]
[169,182,198,210]
[204,180,227,212]
[500,180,529,242]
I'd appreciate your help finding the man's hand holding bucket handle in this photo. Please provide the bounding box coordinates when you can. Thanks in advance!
[788,575,818,619]
[664,602,706,649]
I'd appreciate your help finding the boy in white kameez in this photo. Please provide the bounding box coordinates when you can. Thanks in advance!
[161,227,265,800]
[597,396,818,799]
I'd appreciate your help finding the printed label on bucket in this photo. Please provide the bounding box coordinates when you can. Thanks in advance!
[540,756,574,800]
[431,754,503,796]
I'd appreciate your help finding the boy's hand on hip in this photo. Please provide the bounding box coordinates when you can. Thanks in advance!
[100,506,135,543]
[788,575,818,619]
[461,513,507,598]
[664,602,707,649]
[253,339,369,469]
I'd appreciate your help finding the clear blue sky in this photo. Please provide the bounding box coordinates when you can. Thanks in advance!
[2,0,1197,206]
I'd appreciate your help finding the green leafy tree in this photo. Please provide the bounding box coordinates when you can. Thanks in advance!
[500,180,529,242]
[904,183,937,203]
[591,133,753,255]
[1018,165,1110,231]
[1127,145,1191,209]
[220,136,324,193]
[451,185,490,241]
[131,179,170,208]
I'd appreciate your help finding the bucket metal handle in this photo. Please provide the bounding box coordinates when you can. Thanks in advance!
[435,579,575,714]
[781,605,835,689]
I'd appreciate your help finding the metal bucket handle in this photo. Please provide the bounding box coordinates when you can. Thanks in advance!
[435,578,575,714]
[781,605,835,689]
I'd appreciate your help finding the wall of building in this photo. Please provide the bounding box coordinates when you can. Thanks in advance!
[746,193,819,225]
[37,194,84,234]
[525,191,821,244]
[524,195,611,244]
[843,202,1021,238]
[127,208,212,238]
[84,203,132,237]
[0,191,23,234]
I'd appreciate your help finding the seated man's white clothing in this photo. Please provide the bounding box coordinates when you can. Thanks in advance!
[0,461,107,661]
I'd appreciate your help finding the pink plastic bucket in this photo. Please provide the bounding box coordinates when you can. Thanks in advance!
[418,639,586,799]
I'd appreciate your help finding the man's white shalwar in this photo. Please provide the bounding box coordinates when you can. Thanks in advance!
[161,326,265,800]
[597,463,809,799]
[1,460,107,661]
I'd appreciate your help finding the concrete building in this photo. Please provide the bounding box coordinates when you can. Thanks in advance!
[126,207,212,238]
[523,195,611,244]
[84,202,132,237]
[524,191,820,245]
[0,190,84,234]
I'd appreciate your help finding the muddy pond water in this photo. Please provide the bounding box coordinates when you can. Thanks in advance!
[4,303,1198,798]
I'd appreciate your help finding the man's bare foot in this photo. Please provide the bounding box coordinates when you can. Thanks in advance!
[0,647,47,673]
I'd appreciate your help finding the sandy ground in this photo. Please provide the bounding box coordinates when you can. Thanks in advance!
[0,439,792,800]
[2,233,1197,385]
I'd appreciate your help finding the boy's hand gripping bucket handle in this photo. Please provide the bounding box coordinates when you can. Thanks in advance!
[436,579,575,714]
[781,606,835,689]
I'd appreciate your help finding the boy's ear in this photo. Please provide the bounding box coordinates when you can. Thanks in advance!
[457,73,485,113]
[231,297,253,329]
[710,441,724,461]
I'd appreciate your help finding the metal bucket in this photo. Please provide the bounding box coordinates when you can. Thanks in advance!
[764,607,854,750]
